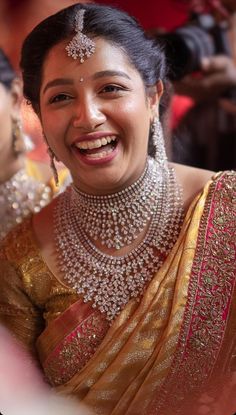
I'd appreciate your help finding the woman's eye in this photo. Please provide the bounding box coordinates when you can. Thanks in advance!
[100,85,125,94]
[49,94,72,104]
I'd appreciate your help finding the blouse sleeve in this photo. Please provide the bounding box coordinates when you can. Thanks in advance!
[0,255,44,356]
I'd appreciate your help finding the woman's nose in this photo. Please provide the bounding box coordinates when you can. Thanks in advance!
[72,99,106,130]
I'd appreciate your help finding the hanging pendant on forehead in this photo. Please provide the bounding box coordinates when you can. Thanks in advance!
[65,9,96,63]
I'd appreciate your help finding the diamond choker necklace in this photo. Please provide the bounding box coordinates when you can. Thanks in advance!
[54,158,184,321]
[70,161,163,250]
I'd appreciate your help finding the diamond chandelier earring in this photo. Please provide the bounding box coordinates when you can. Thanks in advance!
[151,117,168,170]
[43,131,59,186]
[65,9,96,62]
[12,118,27,156]
[47,147,59,187]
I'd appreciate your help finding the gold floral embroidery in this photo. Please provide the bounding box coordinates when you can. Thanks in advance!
[151,171,236,414]
[43,312,109,386]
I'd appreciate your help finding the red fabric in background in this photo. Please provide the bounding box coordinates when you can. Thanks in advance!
[98,0,188,30]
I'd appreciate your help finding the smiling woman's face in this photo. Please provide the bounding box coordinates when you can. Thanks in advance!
[39,37,160,195]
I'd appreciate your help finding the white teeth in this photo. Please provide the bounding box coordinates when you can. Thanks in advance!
[87,141,94,150]
[78,142,88,150]
[101,138,107,146]
[75,135,116,150]
[94,139,101,148]
[86,147,114,159]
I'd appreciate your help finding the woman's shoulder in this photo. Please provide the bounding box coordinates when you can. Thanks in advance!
[172,162,236,211]
[32,194,58,247]
[0,210,58,301]
[31,194,61,276]
[171,162,215,211]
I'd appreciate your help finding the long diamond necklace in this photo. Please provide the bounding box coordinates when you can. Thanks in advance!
[54,158,184,321]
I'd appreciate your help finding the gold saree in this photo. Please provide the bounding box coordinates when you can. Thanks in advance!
[0,171,236,415]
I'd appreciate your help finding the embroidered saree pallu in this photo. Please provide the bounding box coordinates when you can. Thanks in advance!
[0,171,236,414]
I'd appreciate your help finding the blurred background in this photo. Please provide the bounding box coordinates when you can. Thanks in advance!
[0,0,187,69]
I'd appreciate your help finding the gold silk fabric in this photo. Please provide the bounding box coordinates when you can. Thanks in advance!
[0,171,236,415]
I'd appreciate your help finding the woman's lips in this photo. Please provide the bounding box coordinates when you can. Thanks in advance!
[74,135,117,150]
[72,136,119,165]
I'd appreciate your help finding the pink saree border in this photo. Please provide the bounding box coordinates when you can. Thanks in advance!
[149,171,236,414]
[37,299,109,386]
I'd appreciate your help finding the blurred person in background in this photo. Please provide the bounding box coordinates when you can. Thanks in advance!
[0,48,70,241]
[96,0,236,170]
[169,0,236,170]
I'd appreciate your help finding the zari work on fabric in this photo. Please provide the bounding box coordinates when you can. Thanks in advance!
[0,171,235,415]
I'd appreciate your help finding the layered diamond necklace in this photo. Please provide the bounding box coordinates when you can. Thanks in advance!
[54,158,184,321]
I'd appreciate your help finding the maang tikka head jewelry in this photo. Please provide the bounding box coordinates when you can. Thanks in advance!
[65,9,96,62]
[12,118,27,156]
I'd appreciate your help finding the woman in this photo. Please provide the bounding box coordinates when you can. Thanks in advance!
[0,3,235,414]
[0,47,53,241]
[0,48,70,241]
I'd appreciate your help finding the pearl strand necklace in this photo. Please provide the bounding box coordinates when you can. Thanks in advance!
[54,158,183,321]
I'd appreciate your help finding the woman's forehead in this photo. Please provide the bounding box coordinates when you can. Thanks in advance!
[41,37,138,85]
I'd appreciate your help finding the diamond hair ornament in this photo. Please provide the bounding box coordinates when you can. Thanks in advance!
[65,9,95,62]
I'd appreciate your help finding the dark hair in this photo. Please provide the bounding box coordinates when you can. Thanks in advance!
[0,48,16,90]
[20,2,166,113]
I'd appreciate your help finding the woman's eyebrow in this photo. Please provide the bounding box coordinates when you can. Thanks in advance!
[43,78,73,94]
[42,70,131,94]
[92,70,131,80]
